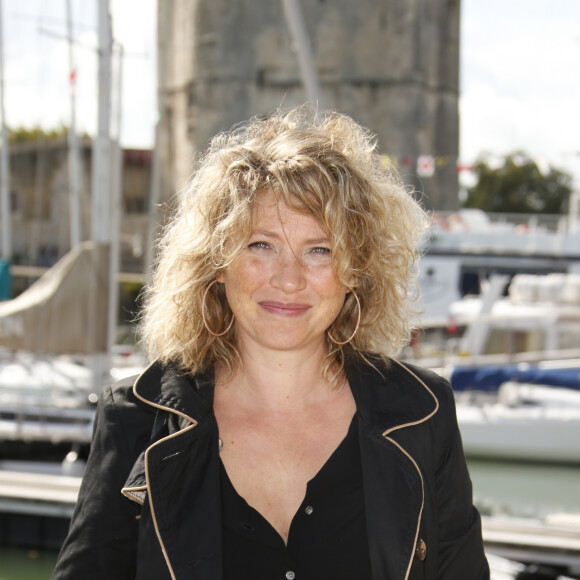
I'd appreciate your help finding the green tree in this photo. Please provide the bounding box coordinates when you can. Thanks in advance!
[9,125,69,144]
[463,152,573,214]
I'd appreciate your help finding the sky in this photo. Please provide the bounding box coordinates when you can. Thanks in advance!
[2,0,157,146]
[460,0,580,188]
[2,0,579,190]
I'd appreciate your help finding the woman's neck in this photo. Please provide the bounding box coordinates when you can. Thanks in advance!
[215,342,344,413]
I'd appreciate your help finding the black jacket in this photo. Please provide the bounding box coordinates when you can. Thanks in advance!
[52,357,489,579]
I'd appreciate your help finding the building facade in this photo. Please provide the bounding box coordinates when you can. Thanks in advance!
[8,138,151,275]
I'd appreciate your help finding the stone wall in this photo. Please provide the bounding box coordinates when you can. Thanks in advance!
[158,0,460,211]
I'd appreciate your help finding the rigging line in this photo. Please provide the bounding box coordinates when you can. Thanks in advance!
[38,27,96,51]
[9,10,94,32]
[27,0,51,264]
[35,2,68,261]
[28,4,51,261]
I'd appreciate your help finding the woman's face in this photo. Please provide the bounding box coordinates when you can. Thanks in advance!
[217,189,348,355]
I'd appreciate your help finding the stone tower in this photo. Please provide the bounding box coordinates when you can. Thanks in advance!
[157,0,460,211]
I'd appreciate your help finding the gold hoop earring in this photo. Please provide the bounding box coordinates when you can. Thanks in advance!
[202,280,235,337]
[327,291,361,346]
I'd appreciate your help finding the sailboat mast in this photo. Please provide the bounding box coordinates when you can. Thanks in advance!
[0,0,11,261]
[66,0,82,249]
[108,42,123,363]
[92,0,112,245]
[89,0,114,391]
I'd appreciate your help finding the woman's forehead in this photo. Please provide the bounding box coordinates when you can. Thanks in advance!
[251,189,329,235]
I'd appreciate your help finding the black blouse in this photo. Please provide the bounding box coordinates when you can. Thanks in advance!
[219,414,373,580]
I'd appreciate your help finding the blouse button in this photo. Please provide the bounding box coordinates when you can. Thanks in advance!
[286,571,296,580]
[415,538,427,561]
[304,505,314,515]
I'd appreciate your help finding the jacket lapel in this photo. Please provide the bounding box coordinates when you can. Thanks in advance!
[145,419,222,579]
[124,362,223,580]
[349,358,439,580]
[358,421,424,579]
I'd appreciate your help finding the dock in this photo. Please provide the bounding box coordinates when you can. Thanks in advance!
[482,514,580,576]
[0,466,81,549]
[0,469,80,518]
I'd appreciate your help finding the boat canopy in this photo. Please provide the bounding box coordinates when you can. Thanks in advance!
[451,364,580,392]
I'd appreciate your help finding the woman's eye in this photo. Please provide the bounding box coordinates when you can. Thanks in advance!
[248,241,270,250]
[311,247,331,255]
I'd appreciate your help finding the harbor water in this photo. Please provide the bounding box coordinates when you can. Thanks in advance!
[468,458,580,519]
[0,548,58,580]
[1,460,580,579]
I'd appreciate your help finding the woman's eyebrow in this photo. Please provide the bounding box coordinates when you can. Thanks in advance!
[306,237,331,245]
[252,230,330,245]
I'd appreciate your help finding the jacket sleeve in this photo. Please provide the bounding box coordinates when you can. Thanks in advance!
[52,383,151,579]
[433,380,490,580]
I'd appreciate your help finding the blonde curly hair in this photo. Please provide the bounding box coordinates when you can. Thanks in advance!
[140,107,428,377]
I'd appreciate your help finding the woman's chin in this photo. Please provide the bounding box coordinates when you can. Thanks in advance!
[240,330,326,354]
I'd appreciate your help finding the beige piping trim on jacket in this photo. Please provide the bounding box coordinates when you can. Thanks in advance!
[142,422,197,580]
[121,361,197,505]
[121,363,199,580]
[121,485,147,505]
[383,359,440,580]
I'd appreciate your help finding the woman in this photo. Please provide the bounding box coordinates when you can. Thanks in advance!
[53,108,489,579]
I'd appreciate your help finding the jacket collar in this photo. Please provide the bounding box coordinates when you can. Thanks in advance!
[133,356,439,432]
[122,361,215,505]
[348,356,439,434]
[133,360,215,426]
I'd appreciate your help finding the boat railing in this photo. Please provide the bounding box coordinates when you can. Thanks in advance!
[403,347,580,377]
[430,210,572,234]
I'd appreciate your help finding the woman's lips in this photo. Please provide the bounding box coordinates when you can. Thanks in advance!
[259,301,311,317]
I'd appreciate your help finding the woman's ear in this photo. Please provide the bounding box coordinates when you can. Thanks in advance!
[216,271,225,283]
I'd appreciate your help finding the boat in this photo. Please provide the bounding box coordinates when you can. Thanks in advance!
[449,273,580,357]
[455,380,580,464]
[449,350,580,465]
[450,362,580,393]
[411,270,580,464]
[418,205,580,327]
[0,350,144,449]
[0,0,145,476]
[0,355,95,446]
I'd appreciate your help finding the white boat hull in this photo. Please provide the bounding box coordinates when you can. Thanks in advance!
[457,384,580,464]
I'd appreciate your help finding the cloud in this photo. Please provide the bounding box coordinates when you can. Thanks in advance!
[460,0,580,185]
[110,0,157,147]
[460,82,580,181]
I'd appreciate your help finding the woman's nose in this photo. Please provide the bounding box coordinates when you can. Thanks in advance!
[270,253,307,293]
